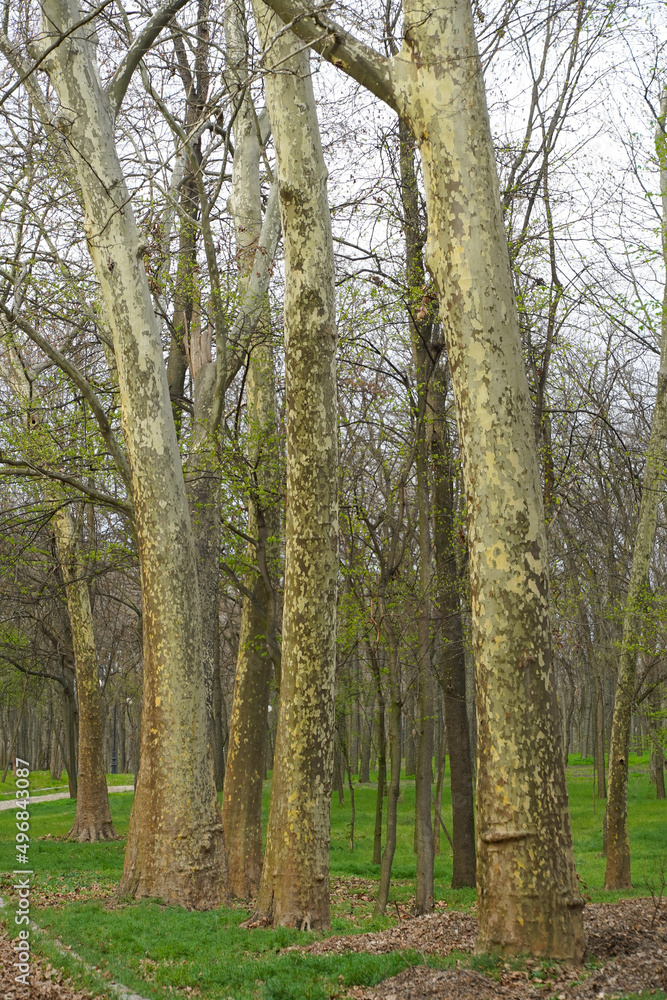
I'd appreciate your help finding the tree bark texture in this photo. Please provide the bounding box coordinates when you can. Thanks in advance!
[53,509,116,841]
[395,0,584,957]
[253,0,585,959]
[252,0,338,930]
[222,3,281,897]
[40,0,227,908]
[398,119,435,916]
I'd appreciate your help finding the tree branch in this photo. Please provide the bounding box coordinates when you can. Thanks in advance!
[257,0,397,112]
[107,0,194,115]
[0,456,133,517]
[0,304,134,494]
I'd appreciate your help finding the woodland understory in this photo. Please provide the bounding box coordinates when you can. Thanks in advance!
[0,0,665,985]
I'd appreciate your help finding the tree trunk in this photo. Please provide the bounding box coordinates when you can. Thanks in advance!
[605,93,667,891]
[61,669,78,800]
[398,118,435,916]
[430,360,476,887]
[252,0,338,930]
[404,685,416,777]
[359,697,373,783]
[53,509,116,841]
[39,0,227,908]
[370,660,387,866]
[376,639,402,913]
[222,17,281,895]
[258,0,585,959]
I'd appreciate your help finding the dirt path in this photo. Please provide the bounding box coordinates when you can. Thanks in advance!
[0,787,134,812]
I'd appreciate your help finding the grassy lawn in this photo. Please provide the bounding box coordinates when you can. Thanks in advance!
[0,755,664,1000]
[0,770,135,800]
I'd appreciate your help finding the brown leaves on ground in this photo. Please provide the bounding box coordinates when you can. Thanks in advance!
[0,927,100,1000]
[312,897,666,1000]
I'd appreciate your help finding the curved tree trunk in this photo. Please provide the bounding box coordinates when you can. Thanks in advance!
[252,0,338,930]
[53,509,116,841]
[40,0,227,908]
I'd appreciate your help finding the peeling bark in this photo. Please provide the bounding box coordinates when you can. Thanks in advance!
[39,0,227,908]
[252,0,338,930]
[222,0,281,898]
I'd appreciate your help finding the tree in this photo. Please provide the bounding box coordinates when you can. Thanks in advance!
[36,0,228,907]
[251,0,584,957]
[251,0,339,930]
[221,0,282,899]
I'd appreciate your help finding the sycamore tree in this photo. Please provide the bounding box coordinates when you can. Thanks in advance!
[250,0,584,957]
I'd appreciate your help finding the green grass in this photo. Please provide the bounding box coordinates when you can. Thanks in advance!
[0,770,134,799]
[0,759,664,1000]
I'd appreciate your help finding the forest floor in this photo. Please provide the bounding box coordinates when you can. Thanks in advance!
[1,890,665,1000]
[0,759,665,1000]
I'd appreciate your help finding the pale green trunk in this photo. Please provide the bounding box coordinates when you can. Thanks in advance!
[252,0,338,930]
[39,0,227,907]
[221,4,281,896]
[391,0,584,958]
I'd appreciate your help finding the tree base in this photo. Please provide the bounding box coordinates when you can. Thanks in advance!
[67,820,118,842]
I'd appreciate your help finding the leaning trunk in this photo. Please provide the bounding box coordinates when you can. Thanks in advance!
[40,0,227,908]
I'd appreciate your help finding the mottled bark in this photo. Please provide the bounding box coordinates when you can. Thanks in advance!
[187,363,224,790]
[430,362,476,887]
[392,1,583,955]
[254,0,584,958]
[605,94,667,891]
[221,3,281,897]
[39,0,227,908]
[252,0,338,930]
[53,509,116,841]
